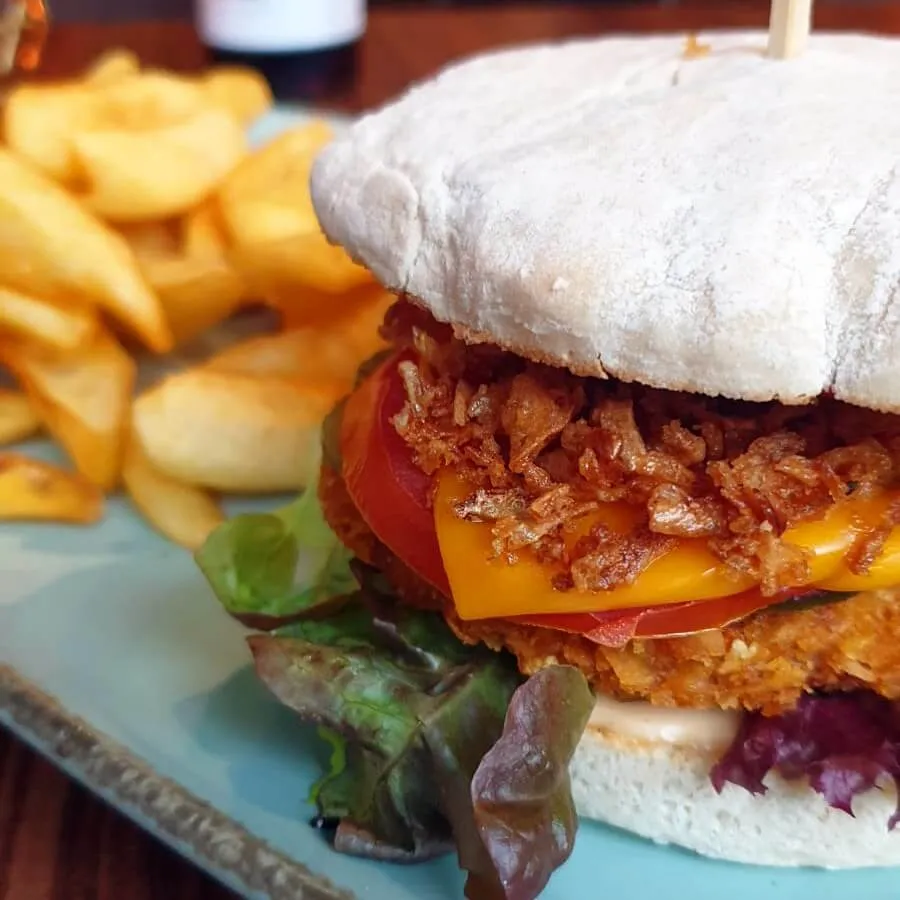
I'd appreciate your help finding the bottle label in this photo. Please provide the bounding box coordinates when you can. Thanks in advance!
[197,0,366,53]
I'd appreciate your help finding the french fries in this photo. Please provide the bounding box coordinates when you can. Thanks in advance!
[0,49,392,547]
[215,122,371,319]
[0,285,97,350]
[75,107,247,222]
[181,201,229,259]
[82,48,141,86]
[3,82,93,184]
[0,390,40,445]
[229,236,373,322]
[122,435,224,549]
[0,453,103,523]
[117,220,180,261]
[207,288,393,390]
[132,370,335,492]
[3,72,202,186]
[199,66,273,125]
[0,148,172,352]
[217,125,331,246]
[2,330,136,490]
[5,68,248,222]
[139,255,246,345]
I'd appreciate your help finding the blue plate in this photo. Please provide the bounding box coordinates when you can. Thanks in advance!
[2,107,900,900]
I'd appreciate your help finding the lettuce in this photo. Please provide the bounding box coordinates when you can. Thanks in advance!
[194,453,356,628]
[469,666,592,900]
[197,463,594,899]
[250,589,592,898]
[711,691,900,828]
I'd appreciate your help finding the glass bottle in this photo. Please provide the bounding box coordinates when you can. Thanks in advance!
[194,0,365,103]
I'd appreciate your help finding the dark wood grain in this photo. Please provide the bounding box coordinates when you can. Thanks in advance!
[7,3,900,899]
[0,729,236,899]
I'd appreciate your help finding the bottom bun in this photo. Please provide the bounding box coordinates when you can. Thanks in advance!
[570,724,900,869]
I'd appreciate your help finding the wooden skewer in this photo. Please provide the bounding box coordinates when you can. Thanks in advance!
[768,0,814,59]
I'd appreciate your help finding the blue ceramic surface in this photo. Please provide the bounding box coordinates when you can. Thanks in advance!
[1,107,900,900]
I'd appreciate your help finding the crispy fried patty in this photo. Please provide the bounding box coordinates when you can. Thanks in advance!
[321,463,900,715]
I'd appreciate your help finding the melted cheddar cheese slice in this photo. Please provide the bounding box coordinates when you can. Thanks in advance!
[434,471,900,621]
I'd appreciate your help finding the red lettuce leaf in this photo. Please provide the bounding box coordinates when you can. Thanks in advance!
[711,691,900,828]
[469,667,594,900]
[249,585,593,899]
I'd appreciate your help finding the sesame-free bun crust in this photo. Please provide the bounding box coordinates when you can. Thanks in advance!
[572,724,900,868]
[311,31,900,411]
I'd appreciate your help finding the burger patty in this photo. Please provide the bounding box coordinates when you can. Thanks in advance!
[321,463,900,715]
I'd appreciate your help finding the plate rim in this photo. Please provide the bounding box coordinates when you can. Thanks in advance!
[0,662,356,900]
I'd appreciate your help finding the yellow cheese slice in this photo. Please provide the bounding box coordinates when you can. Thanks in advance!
[434,470,900,621]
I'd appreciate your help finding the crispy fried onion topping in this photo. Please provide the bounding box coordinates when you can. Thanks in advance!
[383,301,900,595]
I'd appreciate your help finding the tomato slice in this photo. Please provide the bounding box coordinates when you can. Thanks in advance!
[340,350,451,594]
[342,353,802,642]
[514,587,815,648]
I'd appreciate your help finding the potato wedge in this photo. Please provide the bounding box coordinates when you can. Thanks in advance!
[180,201,229,259]
[2,330,136,490]
[139,255,245,345]
[200,66,273,124]
[204,328,351,398]
[123,435,224,549]
[3,72,203,186]
[83,48,141,86]
[117,219,180,261]
[216,122,333,247]
[204,328,339,378]
[132,369,334,492]
[206,286,392,390]
[0,453,103,523]
[74,106,247,222]
[206,296,386,375]
[0,149,172,352]
[0,285,97,351]
[85,71,204,131]
[3,82,93,184]
[332,285,397,355]
[229,233,372,315]
[216,122,371,310]
[0,389,40,445]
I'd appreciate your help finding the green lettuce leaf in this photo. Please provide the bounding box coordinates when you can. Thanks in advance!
[249,601,500,859]
[194,451,356,628]
[248,589,592,899]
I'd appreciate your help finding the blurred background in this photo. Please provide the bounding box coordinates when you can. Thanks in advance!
[53,0,688,21]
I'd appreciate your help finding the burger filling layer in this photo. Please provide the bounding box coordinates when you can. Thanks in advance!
[381,302,900,608]
[332,301,900,715]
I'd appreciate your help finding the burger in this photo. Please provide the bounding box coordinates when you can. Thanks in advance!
[198,29,900,900]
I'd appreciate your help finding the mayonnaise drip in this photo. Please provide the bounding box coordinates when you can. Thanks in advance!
[588,695,739,749]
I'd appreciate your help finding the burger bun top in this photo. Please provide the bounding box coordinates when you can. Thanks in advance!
[311,31,900,411]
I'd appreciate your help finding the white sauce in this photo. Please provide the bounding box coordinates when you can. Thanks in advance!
[588,695,739,749]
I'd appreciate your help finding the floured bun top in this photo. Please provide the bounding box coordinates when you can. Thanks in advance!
[311,31,900,411]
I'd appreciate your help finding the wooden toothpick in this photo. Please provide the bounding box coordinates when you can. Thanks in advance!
[767,0,814,59]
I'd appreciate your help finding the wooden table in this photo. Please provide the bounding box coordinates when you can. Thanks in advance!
[5,2,900,898]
